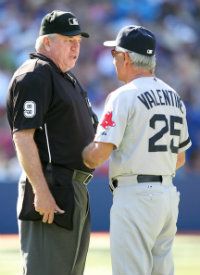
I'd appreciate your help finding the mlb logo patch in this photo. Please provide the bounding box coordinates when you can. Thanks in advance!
[147,49,153,55]
[68,18,79,26]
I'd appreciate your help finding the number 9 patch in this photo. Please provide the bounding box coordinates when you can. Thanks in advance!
[23,101,36,118]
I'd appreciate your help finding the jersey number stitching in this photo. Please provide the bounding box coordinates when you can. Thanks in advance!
[148,114,183,153]
[23,101,36,118]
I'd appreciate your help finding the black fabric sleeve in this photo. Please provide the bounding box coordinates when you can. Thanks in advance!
[12,68,52,132]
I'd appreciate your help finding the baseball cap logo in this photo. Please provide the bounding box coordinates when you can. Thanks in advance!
[68,18,79,25]
[147,49,153,54]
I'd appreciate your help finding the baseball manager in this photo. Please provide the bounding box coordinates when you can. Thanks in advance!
[82,25,191,275]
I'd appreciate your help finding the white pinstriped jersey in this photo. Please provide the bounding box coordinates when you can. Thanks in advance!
[95,76,191,179]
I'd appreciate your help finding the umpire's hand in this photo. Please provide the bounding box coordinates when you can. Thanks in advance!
[34,188,65,224]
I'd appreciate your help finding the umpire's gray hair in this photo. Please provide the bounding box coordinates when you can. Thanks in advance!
[116,46,156,73]
[35,34,57,51]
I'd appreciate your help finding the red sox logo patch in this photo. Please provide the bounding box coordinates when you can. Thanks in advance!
[100,111,116,129]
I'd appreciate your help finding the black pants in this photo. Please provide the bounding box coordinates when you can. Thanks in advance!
[18,180,90,275]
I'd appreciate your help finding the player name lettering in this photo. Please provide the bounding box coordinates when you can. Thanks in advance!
[137,89,183,113]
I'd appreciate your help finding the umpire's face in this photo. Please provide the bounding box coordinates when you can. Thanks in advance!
[47,34,82,72]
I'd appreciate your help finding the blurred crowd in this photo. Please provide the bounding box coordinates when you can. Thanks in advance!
[0,0,200,182]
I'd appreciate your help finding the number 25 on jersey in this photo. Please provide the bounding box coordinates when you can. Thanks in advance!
[148,114,182,153]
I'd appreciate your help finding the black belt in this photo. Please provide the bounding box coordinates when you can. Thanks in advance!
[73,170,93,185]
[42,163,93,186]
[112,175,162,189]
[137,175,162,183]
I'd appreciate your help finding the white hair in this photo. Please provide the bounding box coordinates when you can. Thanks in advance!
[116,46,156,73]
[35,33,57,51]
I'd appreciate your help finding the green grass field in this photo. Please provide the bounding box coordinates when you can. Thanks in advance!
[0,233,200,275]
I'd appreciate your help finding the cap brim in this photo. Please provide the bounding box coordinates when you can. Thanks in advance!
[103,40,117,47]
[80,32,89,38]
[61,30,89,38]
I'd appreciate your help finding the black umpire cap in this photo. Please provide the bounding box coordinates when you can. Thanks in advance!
[39,10,89,38]
[104,25,156,56]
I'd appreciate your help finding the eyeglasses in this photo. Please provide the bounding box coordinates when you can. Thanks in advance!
[111,49,125,58]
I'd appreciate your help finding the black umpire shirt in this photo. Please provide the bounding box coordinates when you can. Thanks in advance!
[7,53,95,173]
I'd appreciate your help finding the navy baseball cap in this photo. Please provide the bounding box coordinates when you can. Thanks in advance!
[39,10,89,38]
[104,25,156,56]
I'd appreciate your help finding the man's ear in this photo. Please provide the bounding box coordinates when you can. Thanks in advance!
[43,36,51,52]
[124,52,131,66]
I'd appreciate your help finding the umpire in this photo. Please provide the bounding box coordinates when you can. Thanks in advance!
[6,10,97,275]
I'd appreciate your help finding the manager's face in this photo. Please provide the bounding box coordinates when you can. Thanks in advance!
[111,49,127,82]
[48,34,82,72]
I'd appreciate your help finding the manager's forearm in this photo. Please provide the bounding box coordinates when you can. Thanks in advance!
[176,151,185,170]
[82,142,103,168]
[82,141,114,169]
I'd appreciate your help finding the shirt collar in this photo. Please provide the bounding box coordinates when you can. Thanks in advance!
[30,52,76,84]
[30,52,61,73]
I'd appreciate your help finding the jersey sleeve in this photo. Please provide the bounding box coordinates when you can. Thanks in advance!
[12,69,52,133]
[178,105,192,152]
[95,91,130,148]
